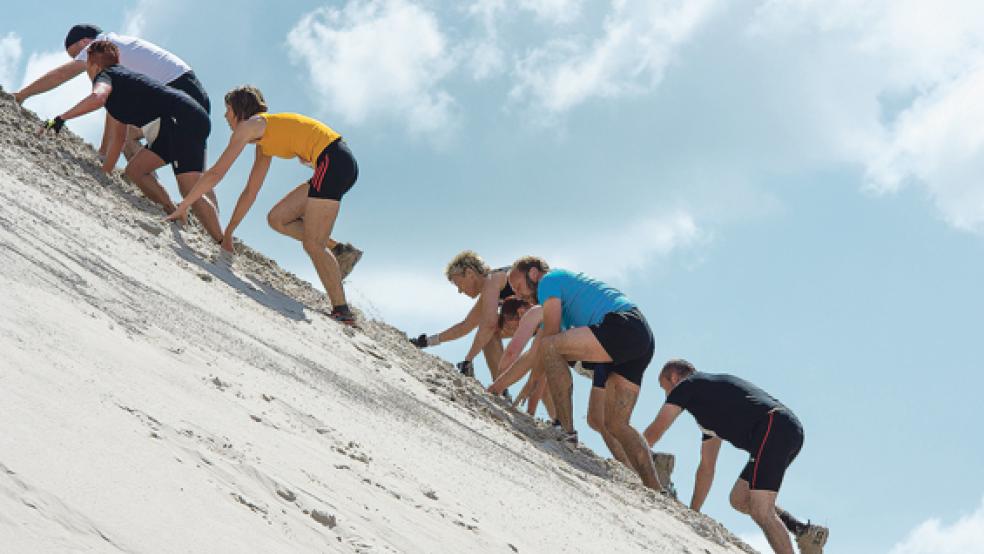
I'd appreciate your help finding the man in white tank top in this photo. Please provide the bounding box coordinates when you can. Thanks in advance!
[15,25,209,163]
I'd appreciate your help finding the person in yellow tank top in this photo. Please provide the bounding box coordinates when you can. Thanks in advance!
[167,85,360,324]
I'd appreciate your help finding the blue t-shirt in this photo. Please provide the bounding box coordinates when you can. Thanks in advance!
[536,269,636,329]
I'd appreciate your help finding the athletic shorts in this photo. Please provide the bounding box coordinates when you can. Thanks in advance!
[739,409,804,492]
[148,109,211,175]
[167,71,211,114]
[308,139,358,201]
[587,307,654,387]
[584,362,612,388]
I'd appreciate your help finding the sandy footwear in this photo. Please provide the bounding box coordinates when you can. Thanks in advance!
[795,523,829,554]
[651,452,677,498]
[332,242,363,279]
[327,305,357,326]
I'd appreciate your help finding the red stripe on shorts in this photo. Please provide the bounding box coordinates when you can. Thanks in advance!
[312,154,330,192]
[751,411,775,488]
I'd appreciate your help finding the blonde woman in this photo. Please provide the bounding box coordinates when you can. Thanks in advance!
[410,251,513,382]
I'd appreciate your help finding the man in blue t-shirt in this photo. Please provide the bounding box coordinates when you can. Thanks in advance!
[644,359,828,554]
[507,256,663,493]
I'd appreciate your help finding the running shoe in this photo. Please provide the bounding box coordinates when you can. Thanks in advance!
[328,306,356,326]
[652,451,677,498]
[795,522,829,554]
[562,430,578,445]
[331,242,363,279]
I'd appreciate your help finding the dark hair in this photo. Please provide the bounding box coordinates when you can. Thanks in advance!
[65,24,102,50]
[660,359,697,382]
[86,40,120,68]
[510,256,550,296]
[498,296,530,329]
[224,85,268,121]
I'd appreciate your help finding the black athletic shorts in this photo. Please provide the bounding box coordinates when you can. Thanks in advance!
[148,109,211,175]
[167,71,211,114]
[308,139,358,201]
[584,362,612,388]
[739,408,804,492]
[587,307,654,387]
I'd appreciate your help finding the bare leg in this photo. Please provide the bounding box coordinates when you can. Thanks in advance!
[123,124,145,161]
[541,336,575,433]
[483,335,505,381]
[268,183,340,249]
[604,373,662,491]
[731,480,805,553]
[750,490,795,554]
[123,149,175,213]
[587,386,630,465]
[537,376,556,420]
[300,198,346,307]
[176,172,223,242]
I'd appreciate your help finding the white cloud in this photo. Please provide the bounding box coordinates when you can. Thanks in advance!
[747,0,984,234]
[122,0,152,37]
[0,32,22,91]
[19,50,104,147]
[540,210,704,283]
[286,0,458,137]
[518,0,583,24]
[511,0,719,113]
[865,60,984,232]
[889,497,984,554]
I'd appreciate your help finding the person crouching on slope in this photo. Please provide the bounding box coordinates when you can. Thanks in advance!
[40,40,222,243]
[165,86,360,324]
[645,359,828,554]
[490,296,555,418]
[507,256,664,493]
[409,251,514,387]
[18,24,218,218]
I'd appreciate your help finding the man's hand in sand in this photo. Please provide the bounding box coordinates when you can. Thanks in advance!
[164,205,189,225]
[13,91,27,105]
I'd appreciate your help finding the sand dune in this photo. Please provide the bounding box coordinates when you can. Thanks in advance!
[0,88,754,553]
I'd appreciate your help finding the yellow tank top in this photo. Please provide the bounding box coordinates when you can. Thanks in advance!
[255,113,341,165]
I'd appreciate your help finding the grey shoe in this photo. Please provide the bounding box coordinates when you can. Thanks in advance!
[652,452,677,498]
[796,523,829,554]
[332,242,363,279]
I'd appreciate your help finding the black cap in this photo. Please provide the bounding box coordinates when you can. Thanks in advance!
[64,24,102,50]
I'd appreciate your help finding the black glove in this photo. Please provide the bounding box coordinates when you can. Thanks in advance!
[43,116,66,134]
[409,333,440,348]
[456,360,474,377]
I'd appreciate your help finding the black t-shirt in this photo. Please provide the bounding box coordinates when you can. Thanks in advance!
[666,372,784,453]
[94,65,205,127]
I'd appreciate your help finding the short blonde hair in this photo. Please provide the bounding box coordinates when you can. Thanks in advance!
[445,250,490,280]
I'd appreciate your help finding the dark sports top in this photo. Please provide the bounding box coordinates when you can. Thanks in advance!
[94,65,206,127]
[665,372,785,453]
[494,266,514,300]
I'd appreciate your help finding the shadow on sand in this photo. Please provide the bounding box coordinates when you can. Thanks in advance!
[168,224,309,322]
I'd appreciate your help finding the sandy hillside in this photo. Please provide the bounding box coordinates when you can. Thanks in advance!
[0,89,755,554]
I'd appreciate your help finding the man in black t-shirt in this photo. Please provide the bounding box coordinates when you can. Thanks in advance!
[39,40,222,243]
[644,359,828,554]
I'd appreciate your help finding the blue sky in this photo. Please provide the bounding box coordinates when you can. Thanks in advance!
[3,1,984,552]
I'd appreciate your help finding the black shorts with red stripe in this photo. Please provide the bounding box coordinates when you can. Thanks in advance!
[739,408,804,492]
[308,139,359,201]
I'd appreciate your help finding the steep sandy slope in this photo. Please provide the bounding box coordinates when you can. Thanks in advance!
[0,89,754,554]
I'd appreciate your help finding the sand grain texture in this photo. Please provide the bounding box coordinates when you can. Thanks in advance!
[0,88,755,554]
